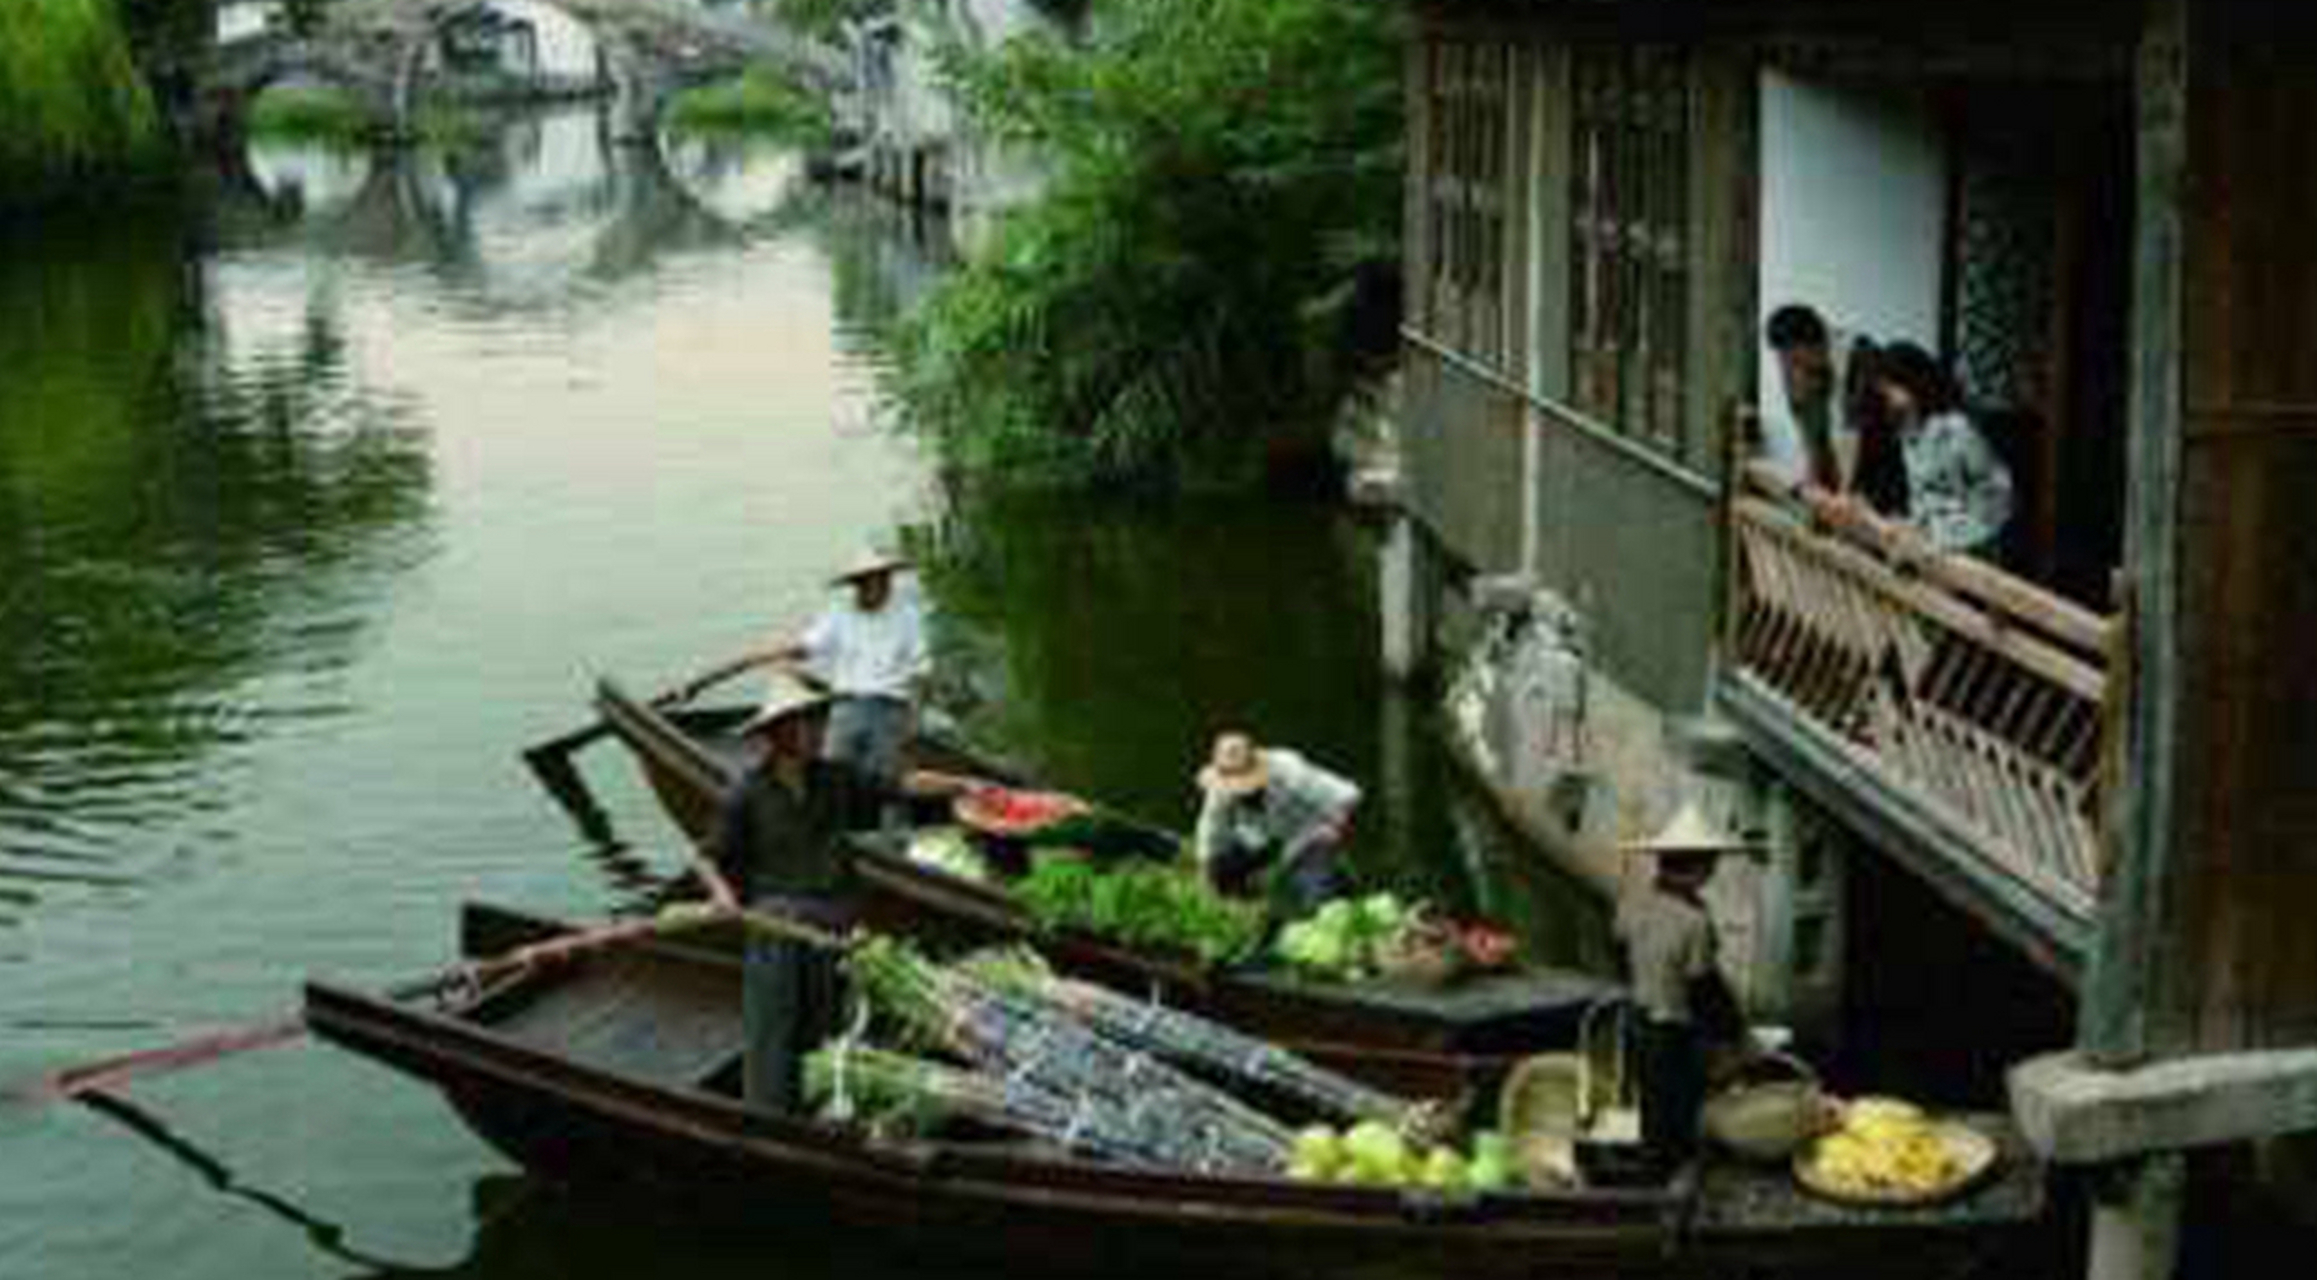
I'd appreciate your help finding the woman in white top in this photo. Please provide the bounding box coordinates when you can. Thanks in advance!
[1866,342,2014,563]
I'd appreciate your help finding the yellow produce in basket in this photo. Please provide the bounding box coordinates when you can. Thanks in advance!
[1796,1096,1984,1202]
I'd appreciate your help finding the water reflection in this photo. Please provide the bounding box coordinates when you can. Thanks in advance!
[219,120,829,310]
[908,492,1616,974]
[0,219,432,897]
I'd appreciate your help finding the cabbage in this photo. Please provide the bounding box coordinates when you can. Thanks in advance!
[1292,1125,1341,1175]
[1421,1147,1468,1188]
[1467,1152,1512,1192]
[1342,1120,1407,1180]
[1359,892,1404,931]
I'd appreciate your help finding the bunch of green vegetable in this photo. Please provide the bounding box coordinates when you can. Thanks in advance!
[1272,893,1416,981]
[905,827,990,883]
[1013,857,1264,967]
[1287,1122,1516,1193]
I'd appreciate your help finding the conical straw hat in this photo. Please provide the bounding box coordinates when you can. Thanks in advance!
[1619,801,1756,855]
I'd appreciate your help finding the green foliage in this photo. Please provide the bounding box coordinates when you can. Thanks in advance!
[888,0,1405,488]
[0,0,165,204]
[1014,856,1265,967]
[771,0,889,44]
[665,68,835,142]
[247,85,376,141]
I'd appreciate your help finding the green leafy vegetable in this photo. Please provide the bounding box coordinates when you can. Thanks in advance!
[1013,858,1263,967]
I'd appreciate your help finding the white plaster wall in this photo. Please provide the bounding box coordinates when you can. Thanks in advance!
[217,1,281,44]
[1756,71,1949,483]
[494,0,601,80]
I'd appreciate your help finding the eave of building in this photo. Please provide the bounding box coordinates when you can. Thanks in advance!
[1409,0,2140,81]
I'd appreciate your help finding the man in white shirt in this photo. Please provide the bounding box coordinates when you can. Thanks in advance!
[694,550,929,800]
[781,551,928,789]
[1193,732,1362,917]
[1762,304,1877,494]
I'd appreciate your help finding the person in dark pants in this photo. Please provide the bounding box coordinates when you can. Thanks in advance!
[1192,732,1362,921]
[711,678,857,1115]
[1615,803,1755,1179]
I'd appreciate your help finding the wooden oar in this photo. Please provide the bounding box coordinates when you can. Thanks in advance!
[7,910,721,1107]
[521,647,778,767]
[520,653,780,842]
[14,849,750,1109]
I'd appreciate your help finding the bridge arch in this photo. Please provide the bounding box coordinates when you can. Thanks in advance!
[201,36,416,141]
[198,0,847,148]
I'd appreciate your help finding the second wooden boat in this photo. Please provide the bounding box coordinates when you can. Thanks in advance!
[588,677,1620,1094]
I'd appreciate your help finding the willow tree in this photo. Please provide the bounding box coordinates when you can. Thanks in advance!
[0,0,169,205]
[889,0,1405,489]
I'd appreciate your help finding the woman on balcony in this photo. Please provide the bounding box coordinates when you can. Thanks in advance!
[1865,342,2015,564]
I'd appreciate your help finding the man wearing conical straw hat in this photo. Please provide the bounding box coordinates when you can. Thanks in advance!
[1193,731,1362,918]
[698,549,928,809]
[1615,801,1757,1178]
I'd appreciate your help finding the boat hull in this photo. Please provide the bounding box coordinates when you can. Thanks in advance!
[303,904,2044,1280]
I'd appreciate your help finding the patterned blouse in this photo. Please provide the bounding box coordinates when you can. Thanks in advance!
[1898,411,2014,560]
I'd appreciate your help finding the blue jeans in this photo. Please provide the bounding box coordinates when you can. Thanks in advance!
[820,695,910,787]
[742,900,844,1114]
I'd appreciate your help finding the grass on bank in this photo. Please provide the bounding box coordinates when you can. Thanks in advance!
[247,85,377,142]
[664,69,833,142]
[247,84,494,150]
[0,0,163,203]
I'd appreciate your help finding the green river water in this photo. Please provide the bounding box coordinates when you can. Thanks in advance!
[0,110,1613,1278]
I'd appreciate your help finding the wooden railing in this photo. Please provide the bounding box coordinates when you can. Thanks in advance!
[1726,463,2119,921]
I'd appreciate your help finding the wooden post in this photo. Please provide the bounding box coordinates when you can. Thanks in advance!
[2083,0,2189,1075]
[2088,1156,2187,1280]
[2073,5,2190,1278]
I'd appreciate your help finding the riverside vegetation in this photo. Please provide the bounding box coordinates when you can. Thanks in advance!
[886,0,1406,489]
[0,0,165,209]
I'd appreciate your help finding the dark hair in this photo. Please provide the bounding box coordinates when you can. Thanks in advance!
[1873,341,1960,417]
[1764,304,1829,352]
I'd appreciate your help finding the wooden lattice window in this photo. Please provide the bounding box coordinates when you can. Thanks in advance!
[1425,40,1511,359]
[1570,46,1690,452]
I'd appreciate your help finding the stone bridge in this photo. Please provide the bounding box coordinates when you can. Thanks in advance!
[197,0,848,145]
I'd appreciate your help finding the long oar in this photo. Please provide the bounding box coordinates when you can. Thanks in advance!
[520,654,768,842]
[13,850,750,1109]
[8,911,715,1107]
[521,649,772,768]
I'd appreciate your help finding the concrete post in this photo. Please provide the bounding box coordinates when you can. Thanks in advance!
[1748,781,1846,1047]
[1380,513,1433,681]
[2089,1157,2186,1280]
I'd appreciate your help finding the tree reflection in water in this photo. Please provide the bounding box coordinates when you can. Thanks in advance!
[0,216,432,902]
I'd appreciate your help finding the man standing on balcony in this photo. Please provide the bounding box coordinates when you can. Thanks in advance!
[1763,304,1881,495]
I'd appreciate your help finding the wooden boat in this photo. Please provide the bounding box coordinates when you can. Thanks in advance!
[588,677,1619,1094]
[301,903,2046,1279]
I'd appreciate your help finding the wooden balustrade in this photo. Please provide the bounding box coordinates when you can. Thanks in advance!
[1726,463,2118,921]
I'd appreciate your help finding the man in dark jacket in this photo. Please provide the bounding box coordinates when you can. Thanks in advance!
[712,677,855,1114]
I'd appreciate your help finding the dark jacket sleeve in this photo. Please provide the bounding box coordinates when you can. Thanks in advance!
[710,776,754,902]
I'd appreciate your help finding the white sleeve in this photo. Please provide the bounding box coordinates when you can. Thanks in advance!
[1275,750,1361,818]
[800,608,837,661]
[1193,789,1230,867]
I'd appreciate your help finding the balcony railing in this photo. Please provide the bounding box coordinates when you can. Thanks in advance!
[1725,463,2118,925]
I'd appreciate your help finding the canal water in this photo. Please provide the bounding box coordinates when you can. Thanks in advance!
[0,109,1610,1278]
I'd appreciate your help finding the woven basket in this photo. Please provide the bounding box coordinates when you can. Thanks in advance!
[1701,1053,1835,1164]
[1497,1053,1584,1189]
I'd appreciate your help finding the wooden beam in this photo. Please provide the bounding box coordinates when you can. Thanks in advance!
[2082,0,2189,1070]
[2011,1047,2317,1166]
